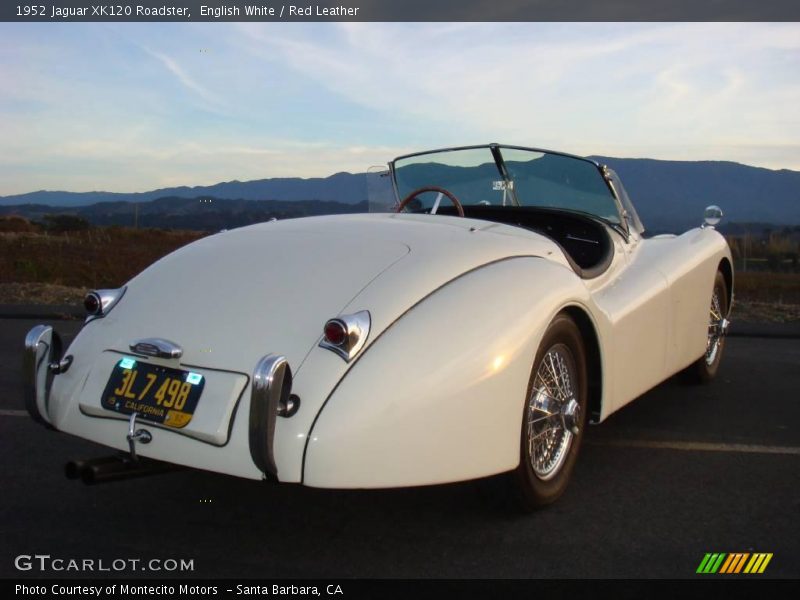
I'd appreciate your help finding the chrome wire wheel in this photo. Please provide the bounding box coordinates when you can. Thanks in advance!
[526,343,580,481]
[705,286,723,366]
[684,269,729,384]
[515,313,587,509]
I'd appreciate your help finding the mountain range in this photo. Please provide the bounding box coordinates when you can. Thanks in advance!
[594,157,800,231]
[1,157,798,233]
[0,171,367,208]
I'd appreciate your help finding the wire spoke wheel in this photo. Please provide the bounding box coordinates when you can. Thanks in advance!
[705,287,723,365]
[527,344,579,480]
[514,313,587,509]
[684,269,729,384]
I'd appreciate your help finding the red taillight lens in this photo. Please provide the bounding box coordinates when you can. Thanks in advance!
[323,320,348,346]
[319,311,370,362]
[84,292,102,315]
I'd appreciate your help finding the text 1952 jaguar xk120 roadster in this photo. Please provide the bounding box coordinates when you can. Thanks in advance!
[24,144,732,509]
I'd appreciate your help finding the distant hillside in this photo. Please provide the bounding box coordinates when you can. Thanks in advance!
[0,197,368,231]
[0,171,367,208]
[592,157,800,232]
[1,157,798,233]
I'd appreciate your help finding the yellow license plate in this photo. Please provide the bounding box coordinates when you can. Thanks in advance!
[101,357,204,428]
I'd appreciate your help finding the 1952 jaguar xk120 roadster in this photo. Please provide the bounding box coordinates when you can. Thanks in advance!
[24,144,732,509]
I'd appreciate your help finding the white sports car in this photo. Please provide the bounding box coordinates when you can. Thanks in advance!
[24,144,733,508]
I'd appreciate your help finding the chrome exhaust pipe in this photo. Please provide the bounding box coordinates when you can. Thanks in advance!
[64,456,120,480]
[64,455,182,485]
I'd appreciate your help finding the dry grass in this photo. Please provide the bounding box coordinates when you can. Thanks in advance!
[733,271,800,305]
[0,282,88,305]
[729,271,800,323]
[0,228,205,290]
[1,226,799,323]
[731,300,800,323]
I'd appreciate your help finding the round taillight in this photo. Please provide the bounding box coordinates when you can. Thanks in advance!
[323,320,348,346]
[84,292,102,315]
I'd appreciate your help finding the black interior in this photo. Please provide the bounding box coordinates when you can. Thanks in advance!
[432,205,615,279]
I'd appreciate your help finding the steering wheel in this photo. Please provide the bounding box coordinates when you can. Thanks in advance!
[395,186,465,218]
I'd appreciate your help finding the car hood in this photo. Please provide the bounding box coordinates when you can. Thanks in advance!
[84,213,567,372]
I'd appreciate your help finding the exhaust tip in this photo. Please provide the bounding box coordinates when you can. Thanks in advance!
[81,465,100,485]
[65,454,181,485]
[64,455,133,483]
[64,460,85,480]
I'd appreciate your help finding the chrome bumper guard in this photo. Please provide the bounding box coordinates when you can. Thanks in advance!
[24,324,68,427]
[249,354,297,480]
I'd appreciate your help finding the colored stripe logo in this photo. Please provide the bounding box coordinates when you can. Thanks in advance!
[696,552,773,574]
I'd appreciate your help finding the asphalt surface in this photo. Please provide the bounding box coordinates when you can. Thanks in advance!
[1,318,798,579]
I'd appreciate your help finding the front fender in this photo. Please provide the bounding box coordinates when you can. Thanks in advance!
[302,256,590,488]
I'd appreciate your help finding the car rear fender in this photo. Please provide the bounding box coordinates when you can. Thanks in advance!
[302,256,592,488]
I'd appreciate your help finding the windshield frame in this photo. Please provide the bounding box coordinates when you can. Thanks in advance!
[388,143,630,238]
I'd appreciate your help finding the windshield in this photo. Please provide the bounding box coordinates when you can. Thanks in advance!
[382,145,622,225]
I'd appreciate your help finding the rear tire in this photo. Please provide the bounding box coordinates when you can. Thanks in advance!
[686,270,729,384]
[513,313,588,510]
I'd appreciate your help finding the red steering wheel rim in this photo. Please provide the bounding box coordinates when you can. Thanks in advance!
[395,186,465,218]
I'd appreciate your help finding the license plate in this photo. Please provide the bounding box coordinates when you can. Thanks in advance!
[101,357,205,429]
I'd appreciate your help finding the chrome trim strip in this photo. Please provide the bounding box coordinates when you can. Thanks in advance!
[319,310,371,362]
[24,325,59,426]
[249,354,293,479]
[565,234,599,245]
[129,338,183,359]
[392,142,599,167]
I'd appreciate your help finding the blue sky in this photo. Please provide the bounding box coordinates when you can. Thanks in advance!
[1,22,799,195]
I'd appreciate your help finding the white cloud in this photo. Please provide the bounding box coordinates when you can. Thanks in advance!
[1,22,800,195]
[139,45,227,113]
[234,22,800,165]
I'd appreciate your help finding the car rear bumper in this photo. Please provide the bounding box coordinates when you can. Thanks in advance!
[22,324,282,482]
[23,324,66,427]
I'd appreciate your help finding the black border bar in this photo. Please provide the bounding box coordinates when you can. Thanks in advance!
[3,0,800,22]
[5,578,800,599]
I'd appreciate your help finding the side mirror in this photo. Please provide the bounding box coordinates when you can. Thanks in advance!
[702,205,723,229]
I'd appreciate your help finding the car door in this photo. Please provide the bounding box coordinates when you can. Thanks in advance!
[590,224,671,414]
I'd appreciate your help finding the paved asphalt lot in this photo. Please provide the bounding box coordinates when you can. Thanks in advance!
[1,318,798,579]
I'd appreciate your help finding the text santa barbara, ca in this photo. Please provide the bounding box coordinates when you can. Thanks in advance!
[16,4,361,19]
